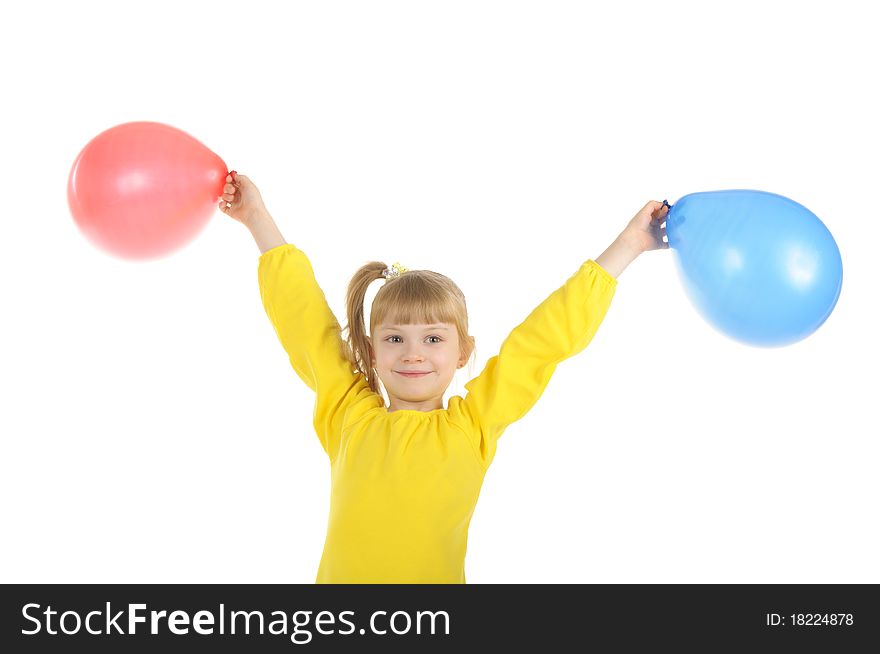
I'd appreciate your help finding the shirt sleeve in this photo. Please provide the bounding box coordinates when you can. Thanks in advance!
[258,244,371,459]
[460,260,617,466]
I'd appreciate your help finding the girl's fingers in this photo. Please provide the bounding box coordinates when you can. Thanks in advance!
[220,181,237,202]
[650,204,669,221]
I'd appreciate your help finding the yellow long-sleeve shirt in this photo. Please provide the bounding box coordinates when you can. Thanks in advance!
[258,244,617,583]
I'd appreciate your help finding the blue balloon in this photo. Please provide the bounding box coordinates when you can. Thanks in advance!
[665,190,842,347]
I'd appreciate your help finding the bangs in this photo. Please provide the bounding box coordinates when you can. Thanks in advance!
[371,272,463,329]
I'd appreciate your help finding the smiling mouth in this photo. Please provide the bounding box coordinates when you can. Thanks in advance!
[395,371,433,378]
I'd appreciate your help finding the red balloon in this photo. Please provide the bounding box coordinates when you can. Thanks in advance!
[68,122,227,260]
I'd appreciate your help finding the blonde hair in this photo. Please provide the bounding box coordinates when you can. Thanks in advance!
[343,263,476,394]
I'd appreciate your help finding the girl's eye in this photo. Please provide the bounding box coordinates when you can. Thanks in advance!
[385,335,442,343]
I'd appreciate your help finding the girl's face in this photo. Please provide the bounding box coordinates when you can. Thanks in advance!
[370,322,467,412]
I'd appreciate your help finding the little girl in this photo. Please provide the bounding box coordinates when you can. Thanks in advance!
[219,172,668,583]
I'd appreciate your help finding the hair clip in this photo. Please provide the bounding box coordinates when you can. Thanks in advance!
[382,262,408,279]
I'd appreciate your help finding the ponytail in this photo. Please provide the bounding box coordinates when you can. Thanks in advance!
[343,262,388,394]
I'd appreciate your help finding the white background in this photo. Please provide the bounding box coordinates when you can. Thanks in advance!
[2,1,877,583]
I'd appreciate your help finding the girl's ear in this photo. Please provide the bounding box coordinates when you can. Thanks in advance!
[368,338,376,366]
[458,336,475,368]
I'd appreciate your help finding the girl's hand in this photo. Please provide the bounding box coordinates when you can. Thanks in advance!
[218,171,268,227]
[621,200,669,254]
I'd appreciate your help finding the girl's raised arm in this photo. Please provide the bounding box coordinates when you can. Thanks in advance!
[461,257,617,466]
[221,172,369,459]
[219,171,287,253]
[460,201,668,467]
